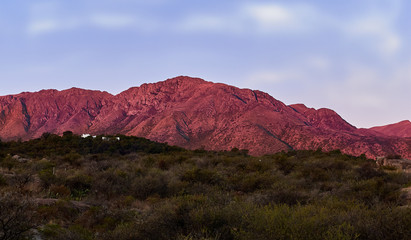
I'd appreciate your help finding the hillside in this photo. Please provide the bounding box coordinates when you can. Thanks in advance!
[0,76,410,159]
[0,135,410,239]
[370,120,411,138]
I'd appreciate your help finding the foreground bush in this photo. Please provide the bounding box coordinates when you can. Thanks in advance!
[0,135,410,239]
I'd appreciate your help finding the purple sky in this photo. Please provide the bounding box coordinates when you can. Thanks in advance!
[0,0,410,128]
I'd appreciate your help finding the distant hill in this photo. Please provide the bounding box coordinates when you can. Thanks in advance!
[370,120,411,138]
[0,76,410,159]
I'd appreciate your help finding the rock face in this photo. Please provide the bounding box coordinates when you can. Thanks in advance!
[0,88,111,139]
[370,120,411,138]
[0,76,410,159]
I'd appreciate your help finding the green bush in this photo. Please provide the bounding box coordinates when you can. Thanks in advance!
[181,167,221,185]
[49,184,71,199]
[65,174,92,200]
[0,174,7,186]
[131,171,169,200]
[39,168,57,188]
[0,135,410,239]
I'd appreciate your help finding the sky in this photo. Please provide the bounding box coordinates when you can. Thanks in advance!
[0,0,410,128]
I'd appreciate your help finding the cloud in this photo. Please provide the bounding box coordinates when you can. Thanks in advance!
[324,63,399,110]
[345,16,401,56]
[176,1,403,59]
[89,14,136,29]
[27,17,85,36]
[243,56,331,86]
[28,20,59,35]
[321,60,411,127]
[26,0,403,60]
[242,3,319,33]
[244,4,294,27]
[240,55,411,127]
[177,14,228,33]
[306,56,330,71]
[245,70,298,85]
[27,13,144,36]
[340,0,403,56]
[26,1,153,36]
[177,2,319,35]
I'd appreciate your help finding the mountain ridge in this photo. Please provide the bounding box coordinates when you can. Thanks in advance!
[370,120,411,138]
[0,76,410,159]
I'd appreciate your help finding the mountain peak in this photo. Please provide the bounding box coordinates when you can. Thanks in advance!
[158,76,211,90]
[289,104,311,113]
[165,76,208,84]
[289,104,356,132]
[370,120,411,138]
[0,77,409,159]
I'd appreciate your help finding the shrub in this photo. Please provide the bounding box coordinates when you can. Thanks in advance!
[0,174,7,186]
[37,199,80,223]
[274,154,295,175]
[49,184,71,199]
[62,152,82,166]
[0,193,38,240]
[65,174,92,200]
[1,155,15,171]
[9,172,33,191]
[100,223,141,240]
[131,171,169,200]
[356,162,384,180]
[39,168,57,188]
[181,168,220,185]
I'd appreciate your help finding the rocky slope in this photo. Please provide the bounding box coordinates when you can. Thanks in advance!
[370,120,411,138]
[0,76,410,159]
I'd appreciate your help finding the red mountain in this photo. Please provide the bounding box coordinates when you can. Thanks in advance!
[0,76,410,159]
[370,120,411,138]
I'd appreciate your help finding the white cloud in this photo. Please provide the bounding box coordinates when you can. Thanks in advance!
[306,56,330,71]
[245,70,298,85]
[321,60,411,127]
[345,16,401,56]
[244,55,331,86]
[325,64,388,109]
[177,2,319,35]
[27,13,144,36]
[339,0,403,56]
[27,17,86,36]
[242,3,318,33]
[28,20,59,35]
[90,14,136,29]
[244,4,293,27]
[176,1,403,59]
[26,1,151,35]
[178,14,228,32]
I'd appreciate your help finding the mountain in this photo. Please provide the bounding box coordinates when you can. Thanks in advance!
[369,120,411,138]
[0,76,410,159]
[0,88,112,139]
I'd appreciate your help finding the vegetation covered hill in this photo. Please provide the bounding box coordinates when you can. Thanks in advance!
[0,133,410,240]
